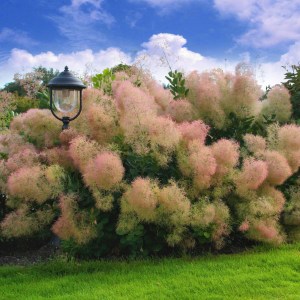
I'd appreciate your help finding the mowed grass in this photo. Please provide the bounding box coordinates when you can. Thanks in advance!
[1,244,300,300]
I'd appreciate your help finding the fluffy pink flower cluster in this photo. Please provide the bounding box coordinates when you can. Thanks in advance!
[7,165,65,204]
[276,125,300,172]
[210,139,239,178]
[190,200,230,248]
[113,81,182,164]
[43,147,74,170]
[166,99,193,122]
[237,158,268,190]
[120,179,191,246]
[86,103,119,144]
[84,151,124,190]
[68,136,100,172]
[260,85,292,123]
[114,81,157,118]
[1,204,55,238]
[10,109,61,148]
[189,145,217,190]
[52,194,96,244]
[264,151,292,185]
[186,70,225,129]
[243,134,266,154]
[6,148,39,172]
[0,133,35,156]
[178,137,239,191]
[113,81,182,161]
[185,66,290,129]
[122,177,158,221]
[178,120,209,145]
[145,79,173,113]
[247,220,284,245]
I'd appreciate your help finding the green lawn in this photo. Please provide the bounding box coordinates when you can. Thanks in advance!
[1,244,300,300]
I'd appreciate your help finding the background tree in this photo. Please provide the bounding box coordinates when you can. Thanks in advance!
[282,64,300,121]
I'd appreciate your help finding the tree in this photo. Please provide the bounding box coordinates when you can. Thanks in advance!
[282,64,300,121]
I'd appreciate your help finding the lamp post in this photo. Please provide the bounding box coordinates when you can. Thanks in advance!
[47,66,86,130]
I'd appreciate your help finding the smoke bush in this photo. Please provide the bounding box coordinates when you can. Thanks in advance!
[1,204,55,238]
[243,134,267,154]
[0,133,35,156]
[260,85,292,123]
[0,160,9,193]
[114,81,157,117]
[211,201,230,248]
[260,185,286,214]
[69,135,100,172]
[157,181,191,246]
[275,125,300,172]
[92,189,114,211]
[167,99,193,122]
[43,147,75,170]
[7,165,65,204]
[188,143,217,190]
[237,158,268,190]
[52,194,96,244]
[221,69,262,119]
[1,65,300,257]
[190,201,216,228]
[146,80,173,112]
[186,70,225,128]
[59,128,80,145]
[83,151,124,190]
[247,220,284,245]
[263,151,292,185]
[10,109,61,148]
[178,120,209,144]
[122,177,158,221]
[211,139,239,178]
[277,124,300,151]
[157,181,190,225]
[86,103,119,144]
[6,148,39,172]
[147,116,181,165]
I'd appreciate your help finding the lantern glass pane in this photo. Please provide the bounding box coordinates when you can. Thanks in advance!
[53,89,79,113]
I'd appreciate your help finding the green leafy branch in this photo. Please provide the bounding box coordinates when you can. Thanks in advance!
[165,70,189,100]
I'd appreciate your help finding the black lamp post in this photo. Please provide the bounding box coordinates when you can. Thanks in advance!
[47,66,86,130]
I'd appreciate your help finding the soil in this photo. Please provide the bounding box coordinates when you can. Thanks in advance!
[0,245,58,266]
[0,235,256,266]
[0,237,60,266]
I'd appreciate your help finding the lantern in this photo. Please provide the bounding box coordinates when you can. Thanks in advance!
[47,66,86,130]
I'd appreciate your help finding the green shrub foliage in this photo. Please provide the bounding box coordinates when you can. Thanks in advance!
[0,65,299,258]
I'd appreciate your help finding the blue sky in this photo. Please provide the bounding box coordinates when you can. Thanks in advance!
[1,0,300,87]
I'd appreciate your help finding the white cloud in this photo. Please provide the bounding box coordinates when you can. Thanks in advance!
[213,0,300,47]
[134,33,236,83]
[1,33,298,89]
[60,0,114,25]
[280,42,300,65]
[0,28,38,47]
[131,0,194,6]
[49,0,114,48]
[0,48,132,87]
[129,0,201,13]
[125,11,143,28]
